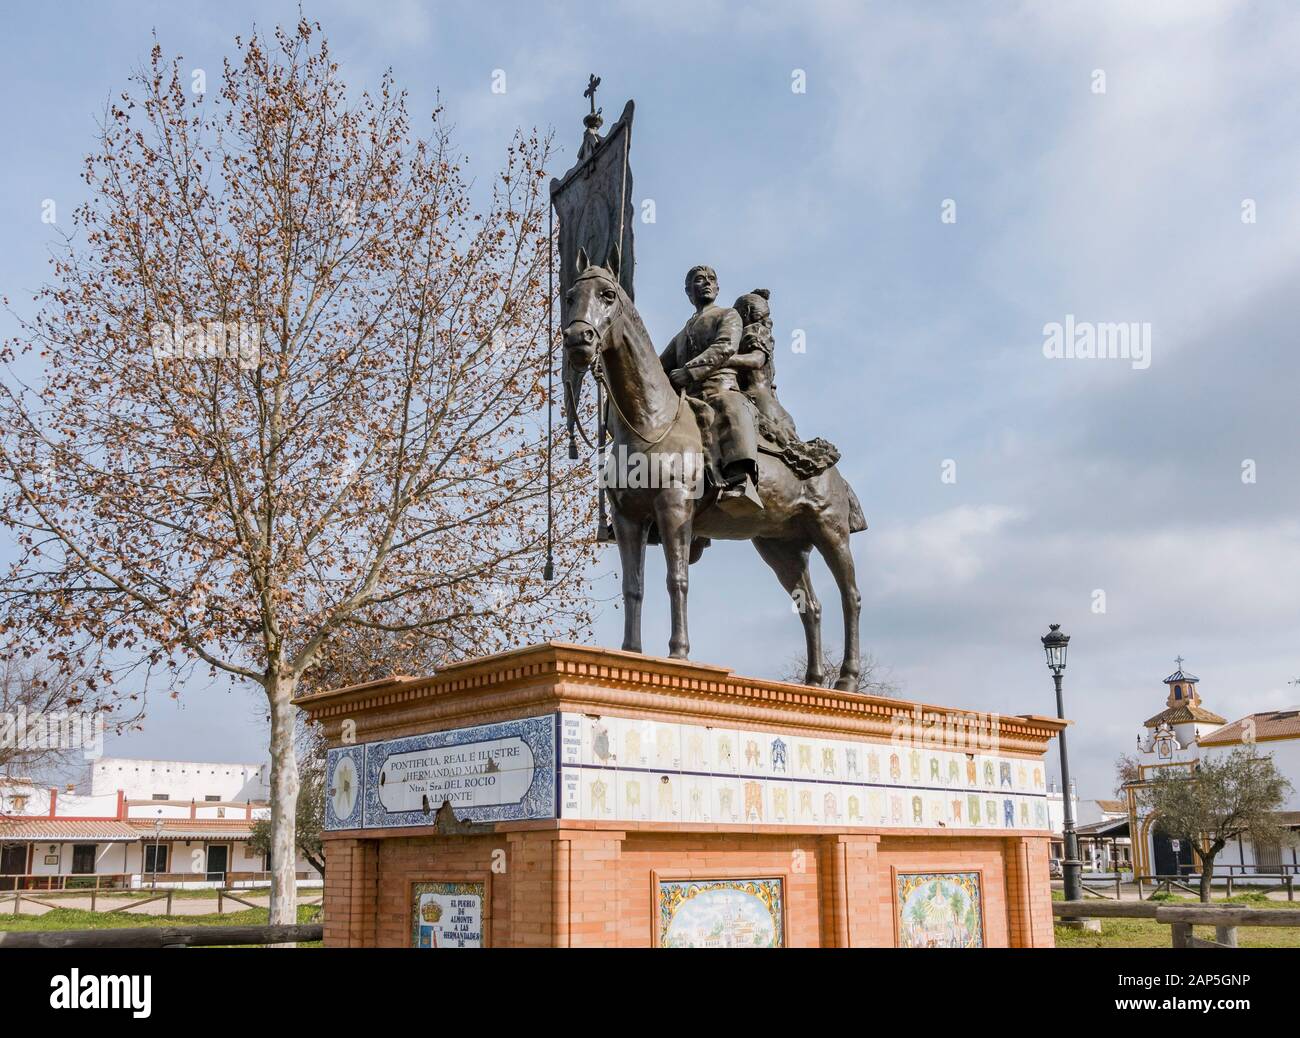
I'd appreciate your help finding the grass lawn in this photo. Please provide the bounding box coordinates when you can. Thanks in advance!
[1055,893,1300,949]
[0,903,321,945]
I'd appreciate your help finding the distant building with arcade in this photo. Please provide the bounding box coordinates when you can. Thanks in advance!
[1124,661,1300,881]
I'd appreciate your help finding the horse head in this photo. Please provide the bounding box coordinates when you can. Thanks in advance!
[561,243,626,442]
[562,242,625,372]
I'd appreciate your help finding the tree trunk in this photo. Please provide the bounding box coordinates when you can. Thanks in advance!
[1197,850,1217,903]
[267,675,300,927]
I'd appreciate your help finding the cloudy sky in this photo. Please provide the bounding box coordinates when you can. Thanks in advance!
[3,0,1299,799]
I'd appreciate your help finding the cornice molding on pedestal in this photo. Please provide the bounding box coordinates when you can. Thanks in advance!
[296,642,1067,755]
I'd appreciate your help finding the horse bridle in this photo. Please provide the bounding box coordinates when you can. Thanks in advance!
[565,267,685,448]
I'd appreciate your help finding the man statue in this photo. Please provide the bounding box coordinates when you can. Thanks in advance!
[661,265,763,508]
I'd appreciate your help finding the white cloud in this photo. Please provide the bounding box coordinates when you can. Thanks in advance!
[871,504,1025,595]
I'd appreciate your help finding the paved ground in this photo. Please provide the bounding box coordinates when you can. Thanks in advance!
[0,890,321,916]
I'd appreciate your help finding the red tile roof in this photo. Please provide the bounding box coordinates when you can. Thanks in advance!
[0,819,141,841]
[1200,710,1300,746]
[129,819,257,840]
[1143,703,1227,728]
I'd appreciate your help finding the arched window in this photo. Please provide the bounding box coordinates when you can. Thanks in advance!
[1173,684,1182,699]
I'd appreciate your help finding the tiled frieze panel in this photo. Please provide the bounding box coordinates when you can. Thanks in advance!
[328,710,1048,833]
[558,712,1049,832]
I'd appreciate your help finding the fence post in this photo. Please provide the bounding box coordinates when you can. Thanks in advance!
[90,889,96,913]
[11,892,19,917]
[1226,873,1233,898]
[166,890,173,915]
[1170,921,1191,948]
[1216,925,1238,948]
[1287,876,1294,902]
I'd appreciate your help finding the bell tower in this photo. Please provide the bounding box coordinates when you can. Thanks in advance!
[1140,657,1226,752]
[1163,657,1202,709]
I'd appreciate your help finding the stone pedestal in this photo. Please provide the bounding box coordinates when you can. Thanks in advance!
[298,642,1064,948]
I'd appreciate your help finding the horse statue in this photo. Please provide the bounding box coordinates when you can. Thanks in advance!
[562,245,867,690]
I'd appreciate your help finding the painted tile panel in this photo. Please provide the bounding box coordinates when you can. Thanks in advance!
[362,714,556,828]
[324,744,364,831]
[896,872,983,948]
[658,878,785,948]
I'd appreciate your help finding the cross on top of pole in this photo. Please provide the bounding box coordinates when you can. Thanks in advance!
[584,74,601,115]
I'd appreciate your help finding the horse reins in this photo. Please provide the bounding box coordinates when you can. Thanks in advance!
[575,270,686,448]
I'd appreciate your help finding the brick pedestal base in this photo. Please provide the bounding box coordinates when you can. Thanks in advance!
[301,643,1063,948]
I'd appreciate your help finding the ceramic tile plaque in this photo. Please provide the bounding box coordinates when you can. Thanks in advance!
[323,714,558,831]
[411,881,486,948]
[657,878,785,948]
[324,744,363,830]
[895,872,984,948]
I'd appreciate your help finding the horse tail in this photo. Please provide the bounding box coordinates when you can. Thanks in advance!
[844,477,867,533]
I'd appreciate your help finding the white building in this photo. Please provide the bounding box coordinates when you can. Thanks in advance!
[0,757,317,890]
[1073,800,1132,874]
[91,757,269,802]
[1043,782,1080,865]
[1124,662,1300,881]
[1040,785,1131,873]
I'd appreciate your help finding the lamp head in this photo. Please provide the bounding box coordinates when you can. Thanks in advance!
[1041,623,1069,673]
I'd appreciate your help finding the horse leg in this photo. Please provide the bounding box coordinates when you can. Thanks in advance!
[612,510,649,654]
[752,537,823,685]
[653,489,693,659]
[813,528,862,691]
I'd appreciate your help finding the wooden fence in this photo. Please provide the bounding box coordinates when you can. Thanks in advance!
[0,886,321,915]
[1054,899,1300,948]
[0,870,319,892]
[1134,872,1295,900]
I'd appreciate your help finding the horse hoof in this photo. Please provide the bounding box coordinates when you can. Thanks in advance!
[834,674,859,692]
[804,672,826,687]
[669,646,689,660]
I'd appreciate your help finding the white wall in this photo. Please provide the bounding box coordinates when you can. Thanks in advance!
[56,792,120,816]
[1045,787,1080,835]
[1199,739,1300,812]
[21,838,315,881]
[0,782,52,816]
[26,841,132,877]
[91,758,269,801]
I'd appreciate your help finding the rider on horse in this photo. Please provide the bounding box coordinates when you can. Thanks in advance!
[660,265,764,510]
[660,267,843,511]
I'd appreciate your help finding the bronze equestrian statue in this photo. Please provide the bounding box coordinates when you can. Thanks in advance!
[563,245,867,690]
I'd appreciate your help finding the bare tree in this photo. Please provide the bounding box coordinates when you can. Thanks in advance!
[780,649,901,697]
[1113,753,1140,798]
[0,21,593,924]
[1137,747,1295,902]
[0,657,137,789]
[250,715,325,878]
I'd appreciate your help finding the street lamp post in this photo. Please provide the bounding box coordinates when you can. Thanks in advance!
[1041,623,1083,903]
